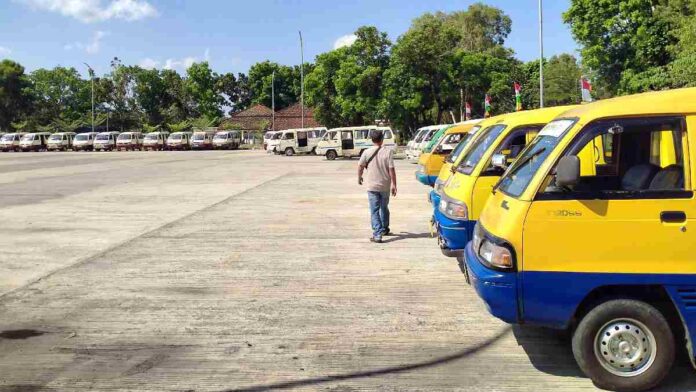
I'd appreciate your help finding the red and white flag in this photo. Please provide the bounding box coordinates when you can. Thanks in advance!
[581,77,593,103]
[465,102,472,120]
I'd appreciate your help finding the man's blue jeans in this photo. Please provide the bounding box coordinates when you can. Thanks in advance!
[368,191,390,238]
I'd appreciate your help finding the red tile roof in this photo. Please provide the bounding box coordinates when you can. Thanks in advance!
[221,103,323,132]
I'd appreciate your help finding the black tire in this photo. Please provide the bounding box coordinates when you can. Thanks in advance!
[285,147,294,156]
[326,150,338,160]
[572,299,674,392]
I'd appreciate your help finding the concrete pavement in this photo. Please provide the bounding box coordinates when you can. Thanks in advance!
[0,150,693,391]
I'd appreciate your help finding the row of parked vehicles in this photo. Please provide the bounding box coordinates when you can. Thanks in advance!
[411,87,696,392]
[264,126,396,159]
[0,130,243,152]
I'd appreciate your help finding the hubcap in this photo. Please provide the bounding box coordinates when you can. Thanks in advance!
[594,318,657,377]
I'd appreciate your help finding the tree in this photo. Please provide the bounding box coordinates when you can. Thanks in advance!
[668,0,696,87]
[563,0,675,95]
[186,61,222,118]
[132,66,168,125]
[247,61,298,110]
[305,48,347,127]
[28,66,90,126]
[109,57,139,131]
[544,54,582,106]
[421,3,512,52]
[0,60,32,130]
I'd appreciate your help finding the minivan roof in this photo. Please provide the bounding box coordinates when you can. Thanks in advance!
[328,126,392,131]
[558,87,696,121]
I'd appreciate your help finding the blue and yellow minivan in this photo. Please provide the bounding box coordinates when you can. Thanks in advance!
[416,120,481,186]
[435,106,575,256]
[463,88,696,391]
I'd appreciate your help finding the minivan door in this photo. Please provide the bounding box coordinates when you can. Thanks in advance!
[521,116,695,327]
[341,131,354,153]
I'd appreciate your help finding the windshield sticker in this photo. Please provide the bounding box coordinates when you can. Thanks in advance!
[538,119,575,138]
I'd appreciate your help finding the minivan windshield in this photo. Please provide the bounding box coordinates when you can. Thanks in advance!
[95,134,110,141]
[21,134,35,141]
[170,134,182,140]
[496,119,577,198]
[117,134,132,140]
[145,134,159,140]
[214,133,228,139]
[1,134,15,141]
[445,127,480,164]
[49,135,62,141]
[75,134,89,141]
[456,124,506,175]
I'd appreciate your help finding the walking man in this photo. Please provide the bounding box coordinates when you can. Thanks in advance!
[358,130,397,243]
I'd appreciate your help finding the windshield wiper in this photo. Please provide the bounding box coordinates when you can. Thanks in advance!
[492,147,546,195]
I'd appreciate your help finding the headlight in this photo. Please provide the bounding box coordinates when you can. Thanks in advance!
[416,164,426,174]
[438,195,468,220]
[479,240,514,269]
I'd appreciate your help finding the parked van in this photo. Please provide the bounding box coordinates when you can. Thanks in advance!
[166,132,192,150]
[191,130,217,150]
[435,106,575,257]
[213,130,241,150]
[406,126,441,162]
[19,132,51,152]
[94,131,120,151]
[406,128,428,154]
[47,132,76,151]
[275,127,328,156]
[263,131,279,151]
[116,131,143,151]
[0,133,26,152]
[72,132,98,151]
[265,131,282,153]
[143,131,170,151]
[462,88,696,392]
[316,126,395,160]
[416,120,481,186]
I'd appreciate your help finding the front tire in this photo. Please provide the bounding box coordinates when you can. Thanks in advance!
[572,299,674,392]
[285,147,294,156]
[326,150,338,160]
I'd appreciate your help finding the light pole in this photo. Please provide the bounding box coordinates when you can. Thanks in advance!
[538,0,545,108]
[271,70,275,131]
[84,63,95,132]
[299,30,304,129]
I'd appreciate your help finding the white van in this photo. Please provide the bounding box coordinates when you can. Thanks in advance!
[47,132,76,151]
[0,133,26,152]
[406,125,442,162]
[406,128,428,158]
[19,132,51,152]
[94,131,120,151]
[264,131,279,151]
[212,131,241,150]
[276,127,328,156]
[316,126,395,160]
[266,131,283,153]
[72,132,98,151]
[166,132,192,150]
[143,131,170,151]
[116,131,144,151]
[191,130,217,150]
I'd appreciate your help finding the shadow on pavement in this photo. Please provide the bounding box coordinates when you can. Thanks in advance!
[223,326,511,392]
[513,325,696,392]
[382,232,431,243]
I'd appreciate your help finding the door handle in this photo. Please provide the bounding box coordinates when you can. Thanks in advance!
[661,211,687,223]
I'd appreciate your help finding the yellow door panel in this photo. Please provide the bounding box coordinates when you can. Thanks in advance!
[471,176,499,220]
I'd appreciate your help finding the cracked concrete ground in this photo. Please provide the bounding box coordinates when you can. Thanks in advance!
[0,150,693,391]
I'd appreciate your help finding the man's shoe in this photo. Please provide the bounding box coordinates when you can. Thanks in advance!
[370,237,383,243]
[382,229,392,236]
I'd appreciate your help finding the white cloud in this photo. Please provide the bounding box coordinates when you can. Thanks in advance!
[63,30,107,54]
[138,57,159,69]
[333,34,357,50]
[0,47,12,56]
[16,0,158,23]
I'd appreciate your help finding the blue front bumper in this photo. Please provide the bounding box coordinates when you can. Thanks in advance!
[432,199,476,256]
[416,172,438,186]
[461,243,519,324]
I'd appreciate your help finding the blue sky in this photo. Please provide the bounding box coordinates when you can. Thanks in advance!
[0,0,578,77]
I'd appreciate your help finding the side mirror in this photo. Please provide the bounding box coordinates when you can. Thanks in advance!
[556,155,581,187]
[491,153,508,169]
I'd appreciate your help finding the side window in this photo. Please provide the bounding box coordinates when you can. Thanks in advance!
[383,130,393,139]
[541,117,688,199]
[484,126,542,174]
[342,131,353,140]
[355,129,369,140]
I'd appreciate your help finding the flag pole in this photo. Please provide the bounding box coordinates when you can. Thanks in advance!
[271,70,275,131]
[538,0,545,108]
[299,31,304,129]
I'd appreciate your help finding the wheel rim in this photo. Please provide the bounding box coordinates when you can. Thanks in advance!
[594,318,657,377]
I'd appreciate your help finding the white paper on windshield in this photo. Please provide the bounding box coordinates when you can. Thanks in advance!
[538,119,575,138]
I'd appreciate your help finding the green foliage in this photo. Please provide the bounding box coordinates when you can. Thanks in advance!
[186,62,223,118]
[0,59,32,130]
[142,123,160,133]
[248,61,299,110]
[167,120,191,133]
[29,66,90,125]
[544,54,582,106]
[189,115,219,130]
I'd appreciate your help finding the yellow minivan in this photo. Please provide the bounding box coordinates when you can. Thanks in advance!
[463,88,696,391]
[416,120,481,186]
[435,106,575,256]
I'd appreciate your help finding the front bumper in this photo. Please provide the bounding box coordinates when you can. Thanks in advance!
[434,207,476,257]
[461,242,519,324]
[416,172,438,186]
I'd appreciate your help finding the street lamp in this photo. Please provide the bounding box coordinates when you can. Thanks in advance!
[299,31,304,129]
[84,63,95,132]
[271,70,275,131]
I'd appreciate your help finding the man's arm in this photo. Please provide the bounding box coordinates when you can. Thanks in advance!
[358,164,365,185]
[389,150,397,196]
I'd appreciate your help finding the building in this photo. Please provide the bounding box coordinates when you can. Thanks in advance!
[222,103,323,140]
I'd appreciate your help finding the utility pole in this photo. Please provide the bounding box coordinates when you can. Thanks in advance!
[84,63,95,132]
[538,0,545,108]
[271,70,275,131]
[299,30,305,129]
